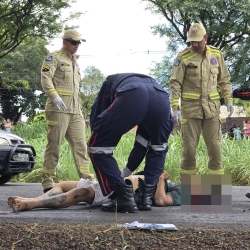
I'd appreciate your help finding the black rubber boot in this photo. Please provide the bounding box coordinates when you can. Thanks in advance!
[134,178,156,211]
[43,187,53,193]
[101,179,138,213]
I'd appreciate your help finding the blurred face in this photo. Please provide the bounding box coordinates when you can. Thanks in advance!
[190,35,208,53]
[63,39,81,54]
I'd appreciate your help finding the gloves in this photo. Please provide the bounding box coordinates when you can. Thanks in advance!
[227,103,234,117]
[53,96,67,111]
[172,110,181,124]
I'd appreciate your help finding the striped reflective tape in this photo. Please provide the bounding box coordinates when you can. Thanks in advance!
[207,168,224,175]
[180,168,197,175]
[182,92,200,100]
[87,146,115,154]
[135,134,149,148]
[150,143,168,151]
[79,166,91,173]
[181,52,198,61]
[56,89,73,96]
[47,120,58,126]
[171,99,179,106]
[207,47,221,56]
[209,93,220,100]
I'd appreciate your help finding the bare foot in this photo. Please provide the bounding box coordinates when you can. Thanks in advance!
[8,196,30,207]
[12,199,30,212]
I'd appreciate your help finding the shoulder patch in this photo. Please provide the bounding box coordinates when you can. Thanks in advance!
[210,57,218,65]
[173,59,180,66]
[42,64,50,72]
[45,55,52,61]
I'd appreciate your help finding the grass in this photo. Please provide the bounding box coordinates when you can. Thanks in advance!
[11,121,250,186]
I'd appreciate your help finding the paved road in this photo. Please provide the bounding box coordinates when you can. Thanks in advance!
[1,183,250,228]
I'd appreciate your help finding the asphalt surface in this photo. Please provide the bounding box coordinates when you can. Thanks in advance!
[1,183,250,229]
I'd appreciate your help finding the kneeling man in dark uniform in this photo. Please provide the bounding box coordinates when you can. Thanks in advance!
[88,73,174,213]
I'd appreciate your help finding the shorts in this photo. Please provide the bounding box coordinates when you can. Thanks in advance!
[77,178,110,206]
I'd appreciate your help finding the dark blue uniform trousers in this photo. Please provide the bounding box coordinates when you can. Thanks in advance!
[88,76,174,196]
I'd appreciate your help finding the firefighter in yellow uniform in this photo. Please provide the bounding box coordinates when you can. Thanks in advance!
[170,23,234,175]
[41,29,95,193]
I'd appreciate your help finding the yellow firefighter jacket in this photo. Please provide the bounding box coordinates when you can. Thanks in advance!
[170,45,233,119]
[41,48,82,114]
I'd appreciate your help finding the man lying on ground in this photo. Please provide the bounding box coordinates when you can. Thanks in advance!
[8,171,180,212]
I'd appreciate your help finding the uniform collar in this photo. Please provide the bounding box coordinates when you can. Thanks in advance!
[190,46,207,55]
[60,48,79,60]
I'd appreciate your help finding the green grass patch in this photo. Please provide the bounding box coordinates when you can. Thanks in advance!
[11,122,250,186]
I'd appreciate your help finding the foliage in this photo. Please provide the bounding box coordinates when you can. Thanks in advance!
[0,0,83,58]
[0,37,48,122]
[80,66,106,118]
[0,0,84,122]
[149,56,172,91]
[232,98,250,116]
[12,122,250,186]
[143,0,250,89]
[33,113,46,122]
[13,120,47,141]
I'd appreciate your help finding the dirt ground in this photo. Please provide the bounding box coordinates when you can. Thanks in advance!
[0,223,249,250]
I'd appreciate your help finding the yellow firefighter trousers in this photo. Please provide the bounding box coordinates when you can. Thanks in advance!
[180,115,223,175]
[41,112,95,189]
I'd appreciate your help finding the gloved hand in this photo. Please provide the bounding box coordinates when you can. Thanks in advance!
[172,110,181,124]
[227,103,234,117]
[53,96,67,111]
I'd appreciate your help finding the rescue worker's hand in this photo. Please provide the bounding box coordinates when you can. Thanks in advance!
[53,96,67,111]
[160,171,170,181]
[172,110,181,124]
[227,103,234,117]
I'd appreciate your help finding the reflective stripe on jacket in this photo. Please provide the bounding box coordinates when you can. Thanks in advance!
[170,45,233,119]
[41,48,82,114]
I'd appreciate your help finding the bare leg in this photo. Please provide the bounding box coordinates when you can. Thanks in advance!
[8,181,95,212]
[8,181,79,208]
[10,185,95,212]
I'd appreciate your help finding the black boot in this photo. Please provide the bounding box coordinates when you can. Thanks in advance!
[134,178,156,211]
[101,179,138,213]
[43,187,53,193]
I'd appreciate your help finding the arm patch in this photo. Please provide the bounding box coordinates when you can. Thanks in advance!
[42,64,50,71]
[45,55,52,61]
[173,59,180,66]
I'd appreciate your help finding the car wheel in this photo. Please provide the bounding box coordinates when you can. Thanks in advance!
[0,174,13,185]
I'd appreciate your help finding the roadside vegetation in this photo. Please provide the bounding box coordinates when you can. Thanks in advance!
[11,121,250,186]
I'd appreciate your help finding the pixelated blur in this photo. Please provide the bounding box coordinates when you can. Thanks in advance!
[181,174,232,212]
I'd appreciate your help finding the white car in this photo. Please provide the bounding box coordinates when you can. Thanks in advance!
[0,130,36,185]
